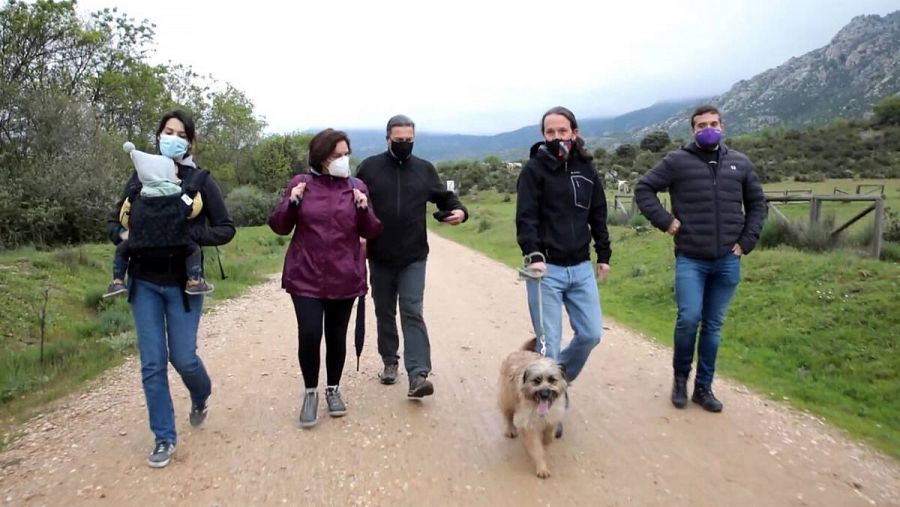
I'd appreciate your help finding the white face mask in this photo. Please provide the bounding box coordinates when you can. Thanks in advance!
[327,155,351,178]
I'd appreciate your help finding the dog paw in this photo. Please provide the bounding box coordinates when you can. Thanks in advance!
[535,466,551,479]
[505,428,518,438]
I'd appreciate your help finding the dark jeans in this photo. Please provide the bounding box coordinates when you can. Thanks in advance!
[673,253,741,388]
[113,240,203,281]
[369,259,430,377]
[290,296,355,389]
[131,278,209,445]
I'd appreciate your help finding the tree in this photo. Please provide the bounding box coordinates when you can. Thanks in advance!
[613,143,637,166]
[639,131,671,152]
[873,95,900,126]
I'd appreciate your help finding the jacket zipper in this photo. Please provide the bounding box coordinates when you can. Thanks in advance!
[567,161,576,244]
[395,162,401,219]
[712,152,721,257]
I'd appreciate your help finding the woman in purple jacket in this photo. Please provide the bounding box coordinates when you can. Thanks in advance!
[269,129,383,428]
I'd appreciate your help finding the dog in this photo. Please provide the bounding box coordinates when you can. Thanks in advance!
[498,338,568,478]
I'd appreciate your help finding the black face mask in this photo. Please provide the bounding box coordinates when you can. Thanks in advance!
[390,140,414,161]
[544,139,573,160]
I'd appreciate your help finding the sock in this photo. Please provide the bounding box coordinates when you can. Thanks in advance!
[305,387,316,394]
[326,385,339,393]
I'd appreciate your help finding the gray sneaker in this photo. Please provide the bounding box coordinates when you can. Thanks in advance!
[147,441,176,468]
[379,364,399,385]
[299,391,318,428]
[189,402,207,427]
[325,386,347,417]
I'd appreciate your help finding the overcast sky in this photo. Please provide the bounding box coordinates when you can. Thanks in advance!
[77,0,898,135]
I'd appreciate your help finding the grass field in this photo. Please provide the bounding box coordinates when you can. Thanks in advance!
[431,181,900,460]
[0,226,288,442]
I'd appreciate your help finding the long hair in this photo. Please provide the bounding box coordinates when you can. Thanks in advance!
[541,106,592,162]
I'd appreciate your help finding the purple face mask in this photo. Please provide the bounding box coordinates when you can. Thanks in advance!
[694,127,722,150]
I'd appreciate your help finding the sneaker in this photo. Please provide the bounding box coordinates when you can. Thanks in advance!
[671,374,689,409]
[407,373,434,398]
[299,390,318,428]
[102,282,128,299]
[147,441,176,468]
[325,386,347,417]
[692,385,723,412]
[184,279,214,296]
[379,364,399,385]
[189,403,208,427]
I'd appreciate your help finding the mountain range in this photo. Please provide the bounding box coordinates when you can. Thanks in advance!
[346,10,900,163]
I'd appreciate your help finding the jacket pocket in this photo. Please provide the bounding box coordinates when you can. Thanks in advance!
[571,175,593,210]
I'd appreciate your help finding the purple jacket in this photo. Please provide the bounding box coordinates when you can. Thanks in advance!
[268,172,383,299]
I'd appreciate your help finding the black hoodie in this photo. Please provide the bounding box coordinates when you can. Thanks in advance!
[634,142,767,259]
[356,151,467,267]
[516,142,611,265]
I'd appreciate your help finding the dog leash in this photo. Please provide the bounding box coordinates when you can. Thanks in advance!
[518,257,547,357]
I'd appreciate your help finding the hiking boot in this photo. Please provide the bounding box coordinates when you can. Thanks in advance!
[147,441,176,468]
[671,374,689,409]
[379,363,399,385]
[185,279,214,296]
[189,402,208,427]
[299,390,318,428]
[407,373,434,398]
[103,281,128,299]
[692,385,723,413]
[325,386,347,417]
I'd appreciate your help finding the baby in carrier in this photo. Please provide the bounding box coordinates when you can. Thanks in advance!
[104,142,213,298]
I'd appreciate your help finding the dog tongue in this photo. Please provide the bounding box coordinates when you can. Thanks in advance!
[537,400,550,417]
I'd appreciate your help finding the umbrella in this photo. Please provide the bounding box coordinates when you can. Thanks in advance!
[354,294,365,371]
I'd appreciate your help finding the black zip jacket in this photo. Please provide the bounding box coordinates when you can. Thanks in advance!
[634,142,767,259]
[516,143,611,265]
[356,152,467,267]
[106,163,235,286]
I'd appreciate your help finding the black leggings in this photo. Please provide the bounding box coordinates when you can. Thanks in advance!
[290,296,355,389]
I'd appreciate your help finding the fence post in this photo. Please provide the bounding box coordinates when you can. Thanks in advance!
[872,197,885,259]
[809,198,821,225]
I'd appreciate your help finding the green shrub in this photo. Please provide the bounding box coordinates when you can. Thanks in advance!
[226,186,279,227]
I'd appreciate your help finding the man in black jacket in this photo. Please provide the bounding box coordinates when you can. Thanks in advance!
[635,105,767,413]
[516,106,611,385]
[356,114,468,398]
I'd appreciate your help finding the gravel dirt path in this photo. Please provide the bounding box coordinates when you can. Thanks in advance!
[1,232,897,506]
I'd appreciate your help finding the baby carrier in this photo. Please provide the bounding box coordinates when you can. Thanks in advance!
[120,169,209,252]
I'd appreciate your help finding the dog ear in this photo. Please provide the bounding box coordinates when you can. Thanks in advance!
[557,362,568,381]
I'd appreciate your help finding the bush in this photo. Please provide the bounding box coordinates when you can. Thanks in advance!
[759,216,839,252]
[794,172,826,182]
[226,186,279,227]
[627,213,649,228]
[607,210,630,226]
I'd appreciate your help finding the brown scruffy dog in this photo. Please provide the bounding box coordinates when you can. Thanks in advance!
[498,338,568,478]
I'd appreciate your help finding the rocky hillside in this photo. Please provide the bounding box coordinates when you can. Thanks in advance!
[643,11,900,137]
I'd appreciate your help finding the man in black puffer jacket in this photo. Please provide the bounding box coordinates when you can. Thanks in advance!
[635,105,767,413]
[356,114,468,399]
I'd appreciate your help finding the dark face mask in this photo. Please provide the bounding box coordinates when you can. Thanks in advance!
[390,140,414,161]
[544,139,573,160]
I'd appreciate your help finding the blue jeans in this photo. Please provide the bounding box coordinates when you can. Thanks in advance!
[131,279,210,444]
[525,261,603,381]
[370,260,431,377]
[673,253,741,388]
